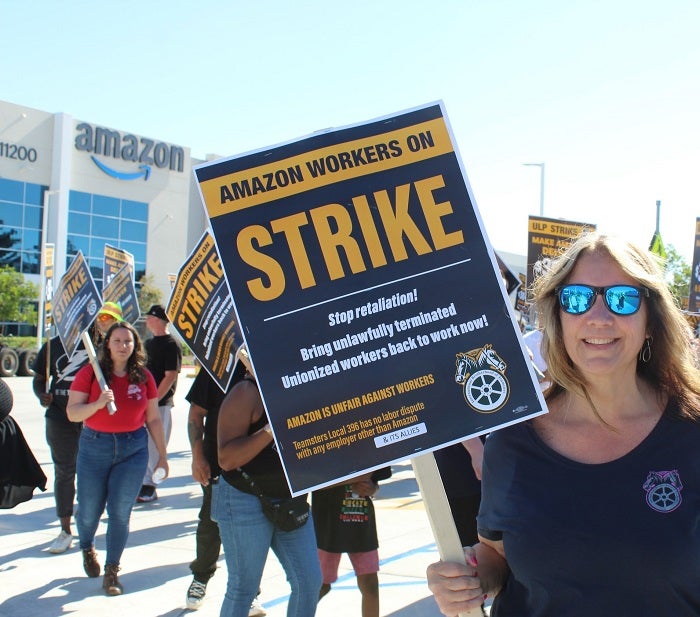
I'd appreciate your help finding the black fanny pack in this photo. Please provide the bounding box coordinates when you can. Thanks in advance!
[237,468,309,532]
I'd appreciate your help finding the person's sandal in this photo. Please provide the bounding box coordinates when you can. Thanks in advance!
[82,548,100,578]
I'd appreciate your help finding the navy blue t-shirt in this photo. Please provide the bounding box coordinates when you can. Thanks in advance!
[478,402,700,616]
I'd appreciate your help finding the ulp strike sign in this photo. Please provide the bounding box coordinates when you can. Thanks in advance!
[195,102,546,495]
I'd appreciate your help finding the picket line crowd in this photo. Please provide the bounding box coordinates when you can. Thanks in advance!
[4,231,699,617]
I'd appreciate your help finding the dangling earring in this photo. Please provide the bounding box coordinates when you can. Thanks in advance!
[639,336,652,363]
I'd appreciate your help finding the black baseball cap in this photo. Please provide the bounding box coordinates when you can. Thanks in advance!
[145,304,169,322]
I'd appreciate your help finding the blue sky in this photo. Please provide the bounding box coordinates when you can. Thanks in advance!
[3,0,699,260]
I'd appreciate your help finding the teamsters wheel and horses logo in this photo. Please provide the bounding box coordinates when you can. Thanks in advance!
[454,344,510,413]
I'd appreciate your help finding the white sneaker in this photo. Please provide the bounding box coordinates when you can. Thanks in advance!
[248,597,266,617]
[186,579,207,610]
[48,530,72,554]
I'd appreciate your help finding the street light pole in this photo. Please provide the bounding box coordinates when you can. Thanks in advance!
[523,162,545,216]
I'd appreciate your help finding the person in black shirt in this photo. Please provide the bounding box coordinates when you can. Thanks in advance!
[138,305,181,502]
[32,306,121,552]
[184,368,226,609]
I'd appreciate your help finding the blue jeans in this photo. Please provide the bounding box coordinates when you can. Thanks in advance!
[76,426,148,566]
[214,478,321,617]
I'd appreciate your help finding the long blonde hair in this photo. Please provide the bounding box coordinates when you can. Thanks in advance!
[533,232,700,421]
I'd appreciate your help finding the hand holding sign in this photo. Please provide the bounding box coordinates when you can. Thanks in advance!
[414,453,484,617]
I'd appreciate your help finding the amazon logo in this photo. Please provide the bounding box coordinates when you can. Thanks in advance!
[75,122,184,181]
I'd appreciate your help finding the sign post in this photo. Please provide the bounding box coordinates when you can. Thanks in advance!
[38,242,55,390]
[412,452,482,616]
[81,330,116,415]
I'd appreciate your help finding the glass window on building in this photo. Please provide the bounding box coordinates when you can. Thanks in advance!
[93,195,120,217]
[90,238,109,263]
[70,190,91,213]
[21,229,40,252]
[120,219,147,243]
[0,179,47,274]
[0,178,24,203]
[24,183,45,206]
[91,215,115,238]
[67,191,148,288]
[68,212,90,235]
[24,205,42,229]
[122,199,148,221]
[120,241,146,265]
[66,234,89,256]
[0,201,23,227]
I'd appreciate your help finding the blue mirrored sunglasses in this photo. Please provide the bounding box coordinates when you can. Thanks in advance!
[556,284,649,316]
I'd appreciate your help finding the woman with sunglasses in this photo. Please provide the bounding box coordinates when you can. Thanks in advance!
[427,233,700,616]
[67,321,168,596]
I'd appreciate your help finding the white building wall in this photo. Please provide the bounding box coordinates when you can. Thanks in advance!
[0,101,53,183]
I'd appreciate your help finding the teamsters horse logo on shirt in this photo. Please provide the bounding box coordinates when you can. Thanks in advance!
[643,470,683,513]
[454,344,509,413]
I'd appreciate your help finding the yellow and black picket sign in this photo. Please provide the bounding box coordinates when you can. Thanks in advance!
[194,102,546,497]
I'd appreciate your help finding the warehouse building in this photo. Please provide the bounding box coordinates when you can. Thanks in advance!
[0,99,209,312]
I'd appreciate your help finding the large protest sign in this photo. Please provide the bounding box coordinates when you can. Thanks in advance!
[53,252,117,413]
[102,245,139,323]
[526,215,595,305]
[103,245,134,289]
[102,263,140,324]
[52,252,102,358]
[195,102,546,495]
[167,230,242,392]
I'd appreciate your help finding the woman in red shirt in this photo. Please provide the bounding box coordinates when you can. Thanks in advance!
[67,321,168,596]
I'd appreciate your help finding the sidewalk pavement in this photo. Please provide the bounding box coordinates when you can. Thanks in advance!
[0,371,445,617]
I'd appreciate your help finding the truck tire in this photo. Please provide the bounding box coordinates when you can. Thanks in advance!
[17,349,38,376]
[0,347,19,377]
